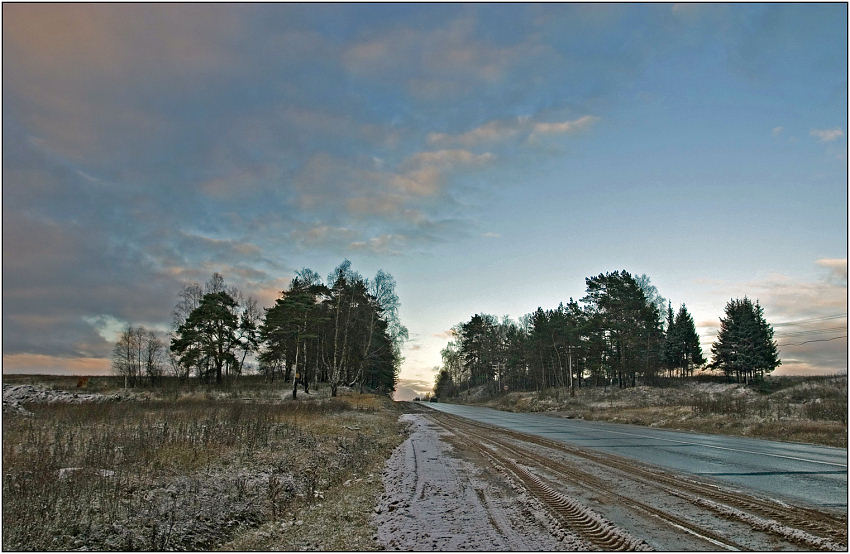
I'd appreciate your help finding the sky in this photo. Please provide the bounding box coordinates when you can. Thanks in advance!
[3,3,847,399]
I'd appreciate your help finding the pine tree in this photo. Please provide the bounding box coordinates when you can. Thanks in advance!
[711,297,780,383]
[171,291,240,384]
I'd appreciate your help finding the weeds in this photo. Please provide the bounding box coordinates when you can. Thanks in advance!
[691,395,749,416]
[474,376,847,447]
[3,388,403,551]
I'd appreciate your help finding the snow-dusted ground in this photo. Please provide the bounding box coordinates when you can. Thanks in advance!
[373,413,581,551]
[2,384,128,415]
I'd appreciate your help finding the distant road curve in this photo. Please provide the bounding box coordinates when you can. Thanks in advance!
[424,402,848,511]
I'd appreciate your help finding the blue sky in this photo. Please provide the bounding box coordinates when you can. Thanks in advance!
[3,4,846,397]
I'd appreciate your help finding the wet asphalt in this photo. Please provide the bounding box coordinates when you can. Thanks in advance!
[423,402,848,513]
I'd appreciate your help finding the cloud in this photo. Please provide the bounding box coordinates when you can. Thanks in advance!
[693,258,847,376]
[774,335,847,376]
[772,126,784,136]
[482,232,501,238]
[284,147,495,254]
[292,149,494,211]
[712,262,848,375]
[350,234,408,256]
[393,150,495,196]
[393,377,435,401]
[2,133,295,368]
[342,15,538,100]
[671,3,703,16]
[810,128,844,142]
[427,119,523,147]
[2,354,111,375]
[530,115,599,137]
[432,329,457,339]
[288,225,358,250]
[816,258,847,283]
[3,4,250,165]
[751,274,846,322]
[428,114,598,148]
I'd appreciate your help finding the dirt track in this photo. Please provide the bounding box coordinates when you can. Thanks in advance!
[376,405,847,551]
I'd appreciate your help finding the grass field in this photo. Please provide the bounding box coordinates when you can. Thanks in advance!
[2,377,405,551]
[464,375,848,448]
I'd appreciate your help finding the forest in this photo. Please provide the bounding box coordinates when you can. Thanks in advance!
[434,270,780,399]
[112,260,407,396]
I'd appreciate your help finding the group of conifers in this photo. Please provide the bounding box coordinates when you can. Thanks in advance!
[115,266,778,398]
[434,270,780,398]
[114,260,407,396]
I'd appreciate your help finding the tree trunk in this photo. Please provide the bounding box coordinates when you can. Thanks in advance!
[303,341,310,393]
[293,339,299,400]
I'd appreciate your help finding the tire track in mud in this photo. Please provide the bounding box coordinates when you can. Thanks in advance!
[437,416,726,551]
[481,436,744,551]
[478,445,651,551]
[427,409,847,551]
[375,414,576,551]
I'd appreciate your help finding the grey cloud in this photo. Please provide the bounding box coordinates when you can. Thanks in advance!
[2,211,181,359]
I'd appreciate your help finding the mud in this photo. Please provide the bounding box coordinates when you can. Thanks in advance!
[374,413,580,551]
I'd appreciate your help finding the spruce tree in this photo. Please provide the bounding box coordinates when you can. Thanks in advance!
[662,302,677,376]
[710,297,780,383]
[674,304,705,377]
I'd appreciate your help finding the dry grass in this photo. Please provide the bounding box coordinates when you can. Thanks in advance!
[470,376,847,448]
[220,469,386,551]
[3,382,405,551]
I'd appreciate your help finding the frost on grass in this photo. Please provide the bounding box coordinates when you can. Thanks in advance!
[3,390,402,551]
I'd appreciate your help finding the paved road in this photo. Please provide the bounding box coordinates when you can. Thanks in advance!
[424,402,848,512]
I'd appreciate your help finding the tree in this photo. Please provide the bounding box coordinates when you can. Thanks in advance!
[171,291,241,384]
[112,326,164,386]
[143,329,166,383]
[440,335,465,394]
[235,297,262,376]
[582,270,663,387]
[171,273,259,383]
[635,274,668,321]
[459,314,498,387]
[662,302,677,376]
[327,260,362,397]
[113,326,140,387]
[261,269,329,397]
[665,304,705,378]
[434,367,455,398]
[710,297,780,383]
[362,270,408,392]
[259,262,403,397]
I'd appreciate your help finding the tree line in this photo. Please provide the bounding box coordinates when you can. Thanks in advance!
[112,261,407,396]
[434,270,780,399]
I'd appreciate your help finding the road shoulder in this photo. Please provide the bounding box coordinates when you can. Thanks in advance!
[373,413,580,551]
